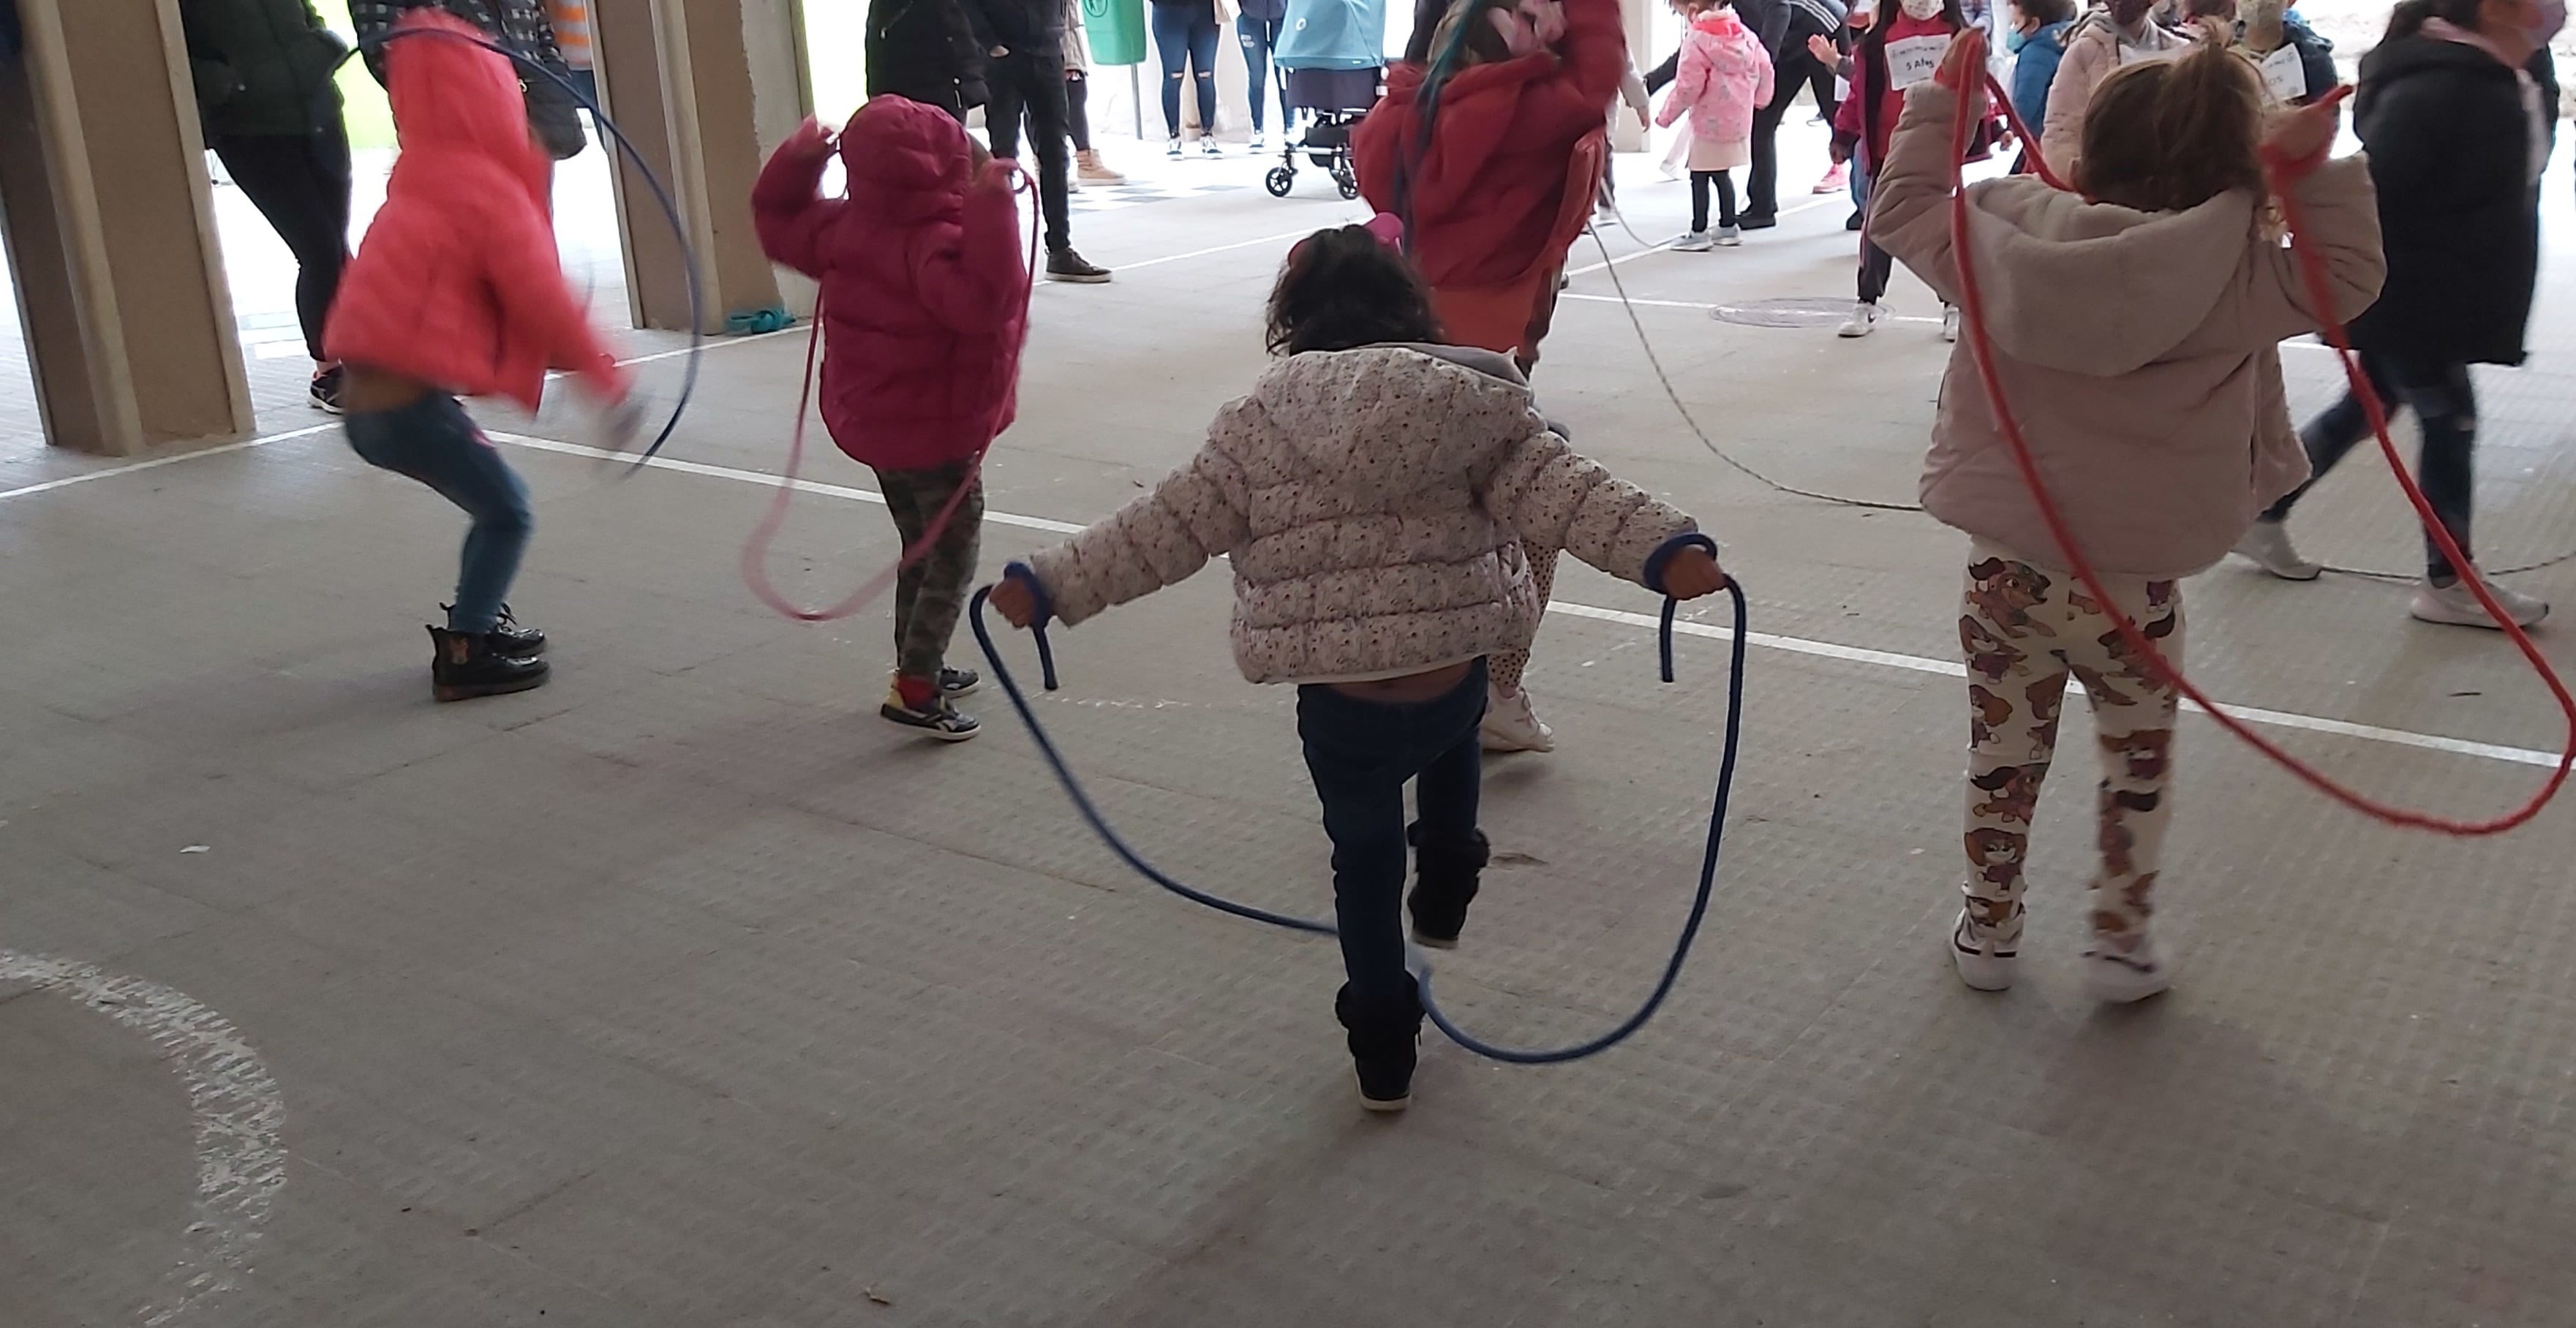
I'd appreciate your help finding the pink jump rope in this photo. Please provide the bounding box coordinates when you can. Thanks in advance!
[1943,27,2571,832]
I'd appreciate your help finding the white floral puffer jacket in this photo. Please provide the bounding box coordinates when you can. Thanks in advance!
[1022,345,1703,685]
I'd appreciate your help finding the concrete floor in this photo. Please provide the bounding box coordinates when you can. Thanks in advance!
[7,132,2576,1327]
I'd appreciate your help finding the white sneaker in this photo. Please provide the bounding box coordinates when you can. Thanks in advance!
[1671,230,1714,252]
[1940,304,1961,343]
[2411,576,2550,629]
[2081,935,2172,1004]
[2232,519,2321,581]
[1837,302,1883,339]
[1480,685,1556,753]
[1951,910,2018,992]
[1716,225,1742,247]
[1250,129,1267,151]
[1200,135,1222,156]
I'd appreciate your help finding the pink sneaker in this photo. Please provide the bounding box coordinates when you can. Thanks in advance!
[1812,162,1848,195]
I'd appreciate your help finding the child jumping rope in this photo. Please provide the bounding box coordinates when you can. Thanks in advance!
[990,226,1727,1110]
[750,96,1028,741]
[1357,0,1630,753]
[1655,0,1773,251]
[1868,37,2381,1000]
[325,10,636,702]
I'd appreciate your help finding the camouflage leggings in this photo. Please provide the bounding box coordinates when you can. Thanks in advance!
[873,462,984,681]
[1959,554,2182,954]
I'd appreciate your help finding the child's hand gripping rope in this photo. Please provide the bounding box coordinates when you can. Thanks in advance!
[1941,25,2575,834]
[974,537,1748,1065]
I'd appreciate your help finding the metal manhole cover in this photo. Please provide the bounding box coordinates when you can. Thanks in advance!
[1711,297,1853,328]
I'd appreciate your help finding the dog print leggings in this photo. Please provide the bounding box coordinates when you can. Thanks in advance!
[1959,552,2182,958]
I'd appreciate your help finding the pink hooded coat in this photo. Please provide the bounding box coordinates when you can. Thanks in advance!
[1655,9,1773,153]
[751,96,1028,471]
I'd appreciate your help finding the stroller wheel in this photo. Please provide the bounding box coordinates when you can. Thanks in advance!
[1265,165,1297,198]
[1333,167,1360,201]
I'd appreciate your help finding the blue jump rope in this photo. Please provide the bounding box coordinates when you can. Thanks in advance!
[967,538,1748,1065]
[337,25,704,471]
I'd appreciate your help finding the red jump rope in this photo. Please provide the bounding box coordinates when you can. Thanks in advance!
[740,165,1044,623]
[1943,29,2572,833]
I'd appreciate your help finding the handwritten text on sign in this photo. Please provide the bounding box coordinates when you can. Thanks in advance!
[1886,35,1948,91]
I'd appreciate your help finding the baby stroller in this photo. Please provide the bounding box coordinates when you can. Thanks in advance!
[1264,0,1387,200]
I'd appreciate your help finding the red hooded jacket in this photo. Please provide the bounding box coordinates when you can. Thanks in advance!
[1352,0,1624,291]
[751,97,1028,472]
[323,11,625,411]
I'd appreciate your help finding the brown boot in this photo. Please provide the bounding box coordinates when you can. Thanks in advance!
[1076,149,1123,184]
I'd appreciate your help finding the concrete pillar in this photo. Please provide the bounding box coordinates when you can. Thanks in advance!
[592,0,813,331]
[0,0,255,454]
[1614,0,1656,152]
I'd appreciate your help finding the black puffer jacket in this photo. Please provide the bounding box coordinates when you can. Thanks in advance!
[179,0,348,138]
[867,0,990,111]
[350,0,586,157]
[2347,36,2557,366]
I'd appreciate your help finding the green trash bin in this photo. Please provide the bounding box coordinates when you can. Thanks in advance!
[1081,0,1147,67]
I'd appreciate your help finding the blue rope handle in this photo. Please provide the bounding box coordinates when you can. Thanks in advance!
[968,559,1750,1066]
[336,26,704,471]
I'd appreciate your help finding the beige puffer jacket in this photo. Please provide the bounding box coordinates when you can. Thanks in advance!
[1023,345,1702,684]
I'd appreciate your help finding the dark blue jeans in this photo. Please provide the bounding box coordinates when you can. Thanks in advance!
[1237,14,1284,132]
[2270,351,2477,582]
[1150,0,1221,138]
[343,393,532,635]
[1297,662,1488,1001]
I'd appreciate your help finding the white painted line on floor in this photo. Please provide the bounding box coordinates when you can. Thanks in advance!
[1552,601,2564,770]
[1110,227,1329,273]
[492,432,1085,534]
[0,950,287,1327]
[0,331,807,503]
[492,431,2568,772]
[1567,195,1839,276]
[0,425,339,501]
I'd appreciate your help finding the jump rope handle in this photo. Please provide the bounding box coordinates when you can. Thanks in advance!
[1001,562,1061,692]
[1652,534,1722,684]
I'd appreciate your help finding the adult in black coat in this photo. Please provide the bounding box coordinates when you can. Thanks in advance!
[965,0,1110,281]
[2251,0,2560,629]
[350,0,586,159]
[866,0,990,119]
[180,0,353,410]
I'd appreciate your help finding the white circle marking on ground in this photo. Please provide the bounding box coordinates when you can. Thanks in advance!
[0,950,287,1325]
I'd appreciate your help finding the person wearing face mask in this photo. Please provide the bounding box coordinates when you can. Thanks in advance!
[1830,0,1992,339]
[2236,0,2561,630]
[2038,0,2191,177]
[2224,0,2338,106]
[2003,0,2076,170]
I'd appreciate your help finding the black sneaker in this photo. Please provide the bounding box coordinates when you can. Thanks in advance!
[1845,209,1864,232]
[1045,247,1112,284]
[445,603,546,657]
[1406,826,1489,948]
[1336,979,1424,1112]
[938,666,980,699]
[1738,214,1778,231]
[427,625,551,702]
[309,364,346,415]
[881,689,980,742]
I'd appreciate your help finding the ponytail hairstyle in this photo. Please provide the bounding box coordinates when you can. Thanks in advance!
[2384,0,2487,40]
[1265,225,1446,355]
[2075,37,2267,213]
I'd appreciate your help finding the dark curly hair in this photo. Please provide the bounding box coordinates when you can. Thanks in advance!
[1264,225,1446,355]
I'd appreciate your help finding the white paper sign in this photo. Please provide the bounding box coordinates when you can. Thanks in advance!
[2258,44,2308,103]
[1887,35,1948,91]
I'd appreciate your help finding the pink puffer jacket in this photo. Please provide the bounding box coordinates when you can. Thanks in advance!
[1655,10,1773,148]
[1021,346,1704,684]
